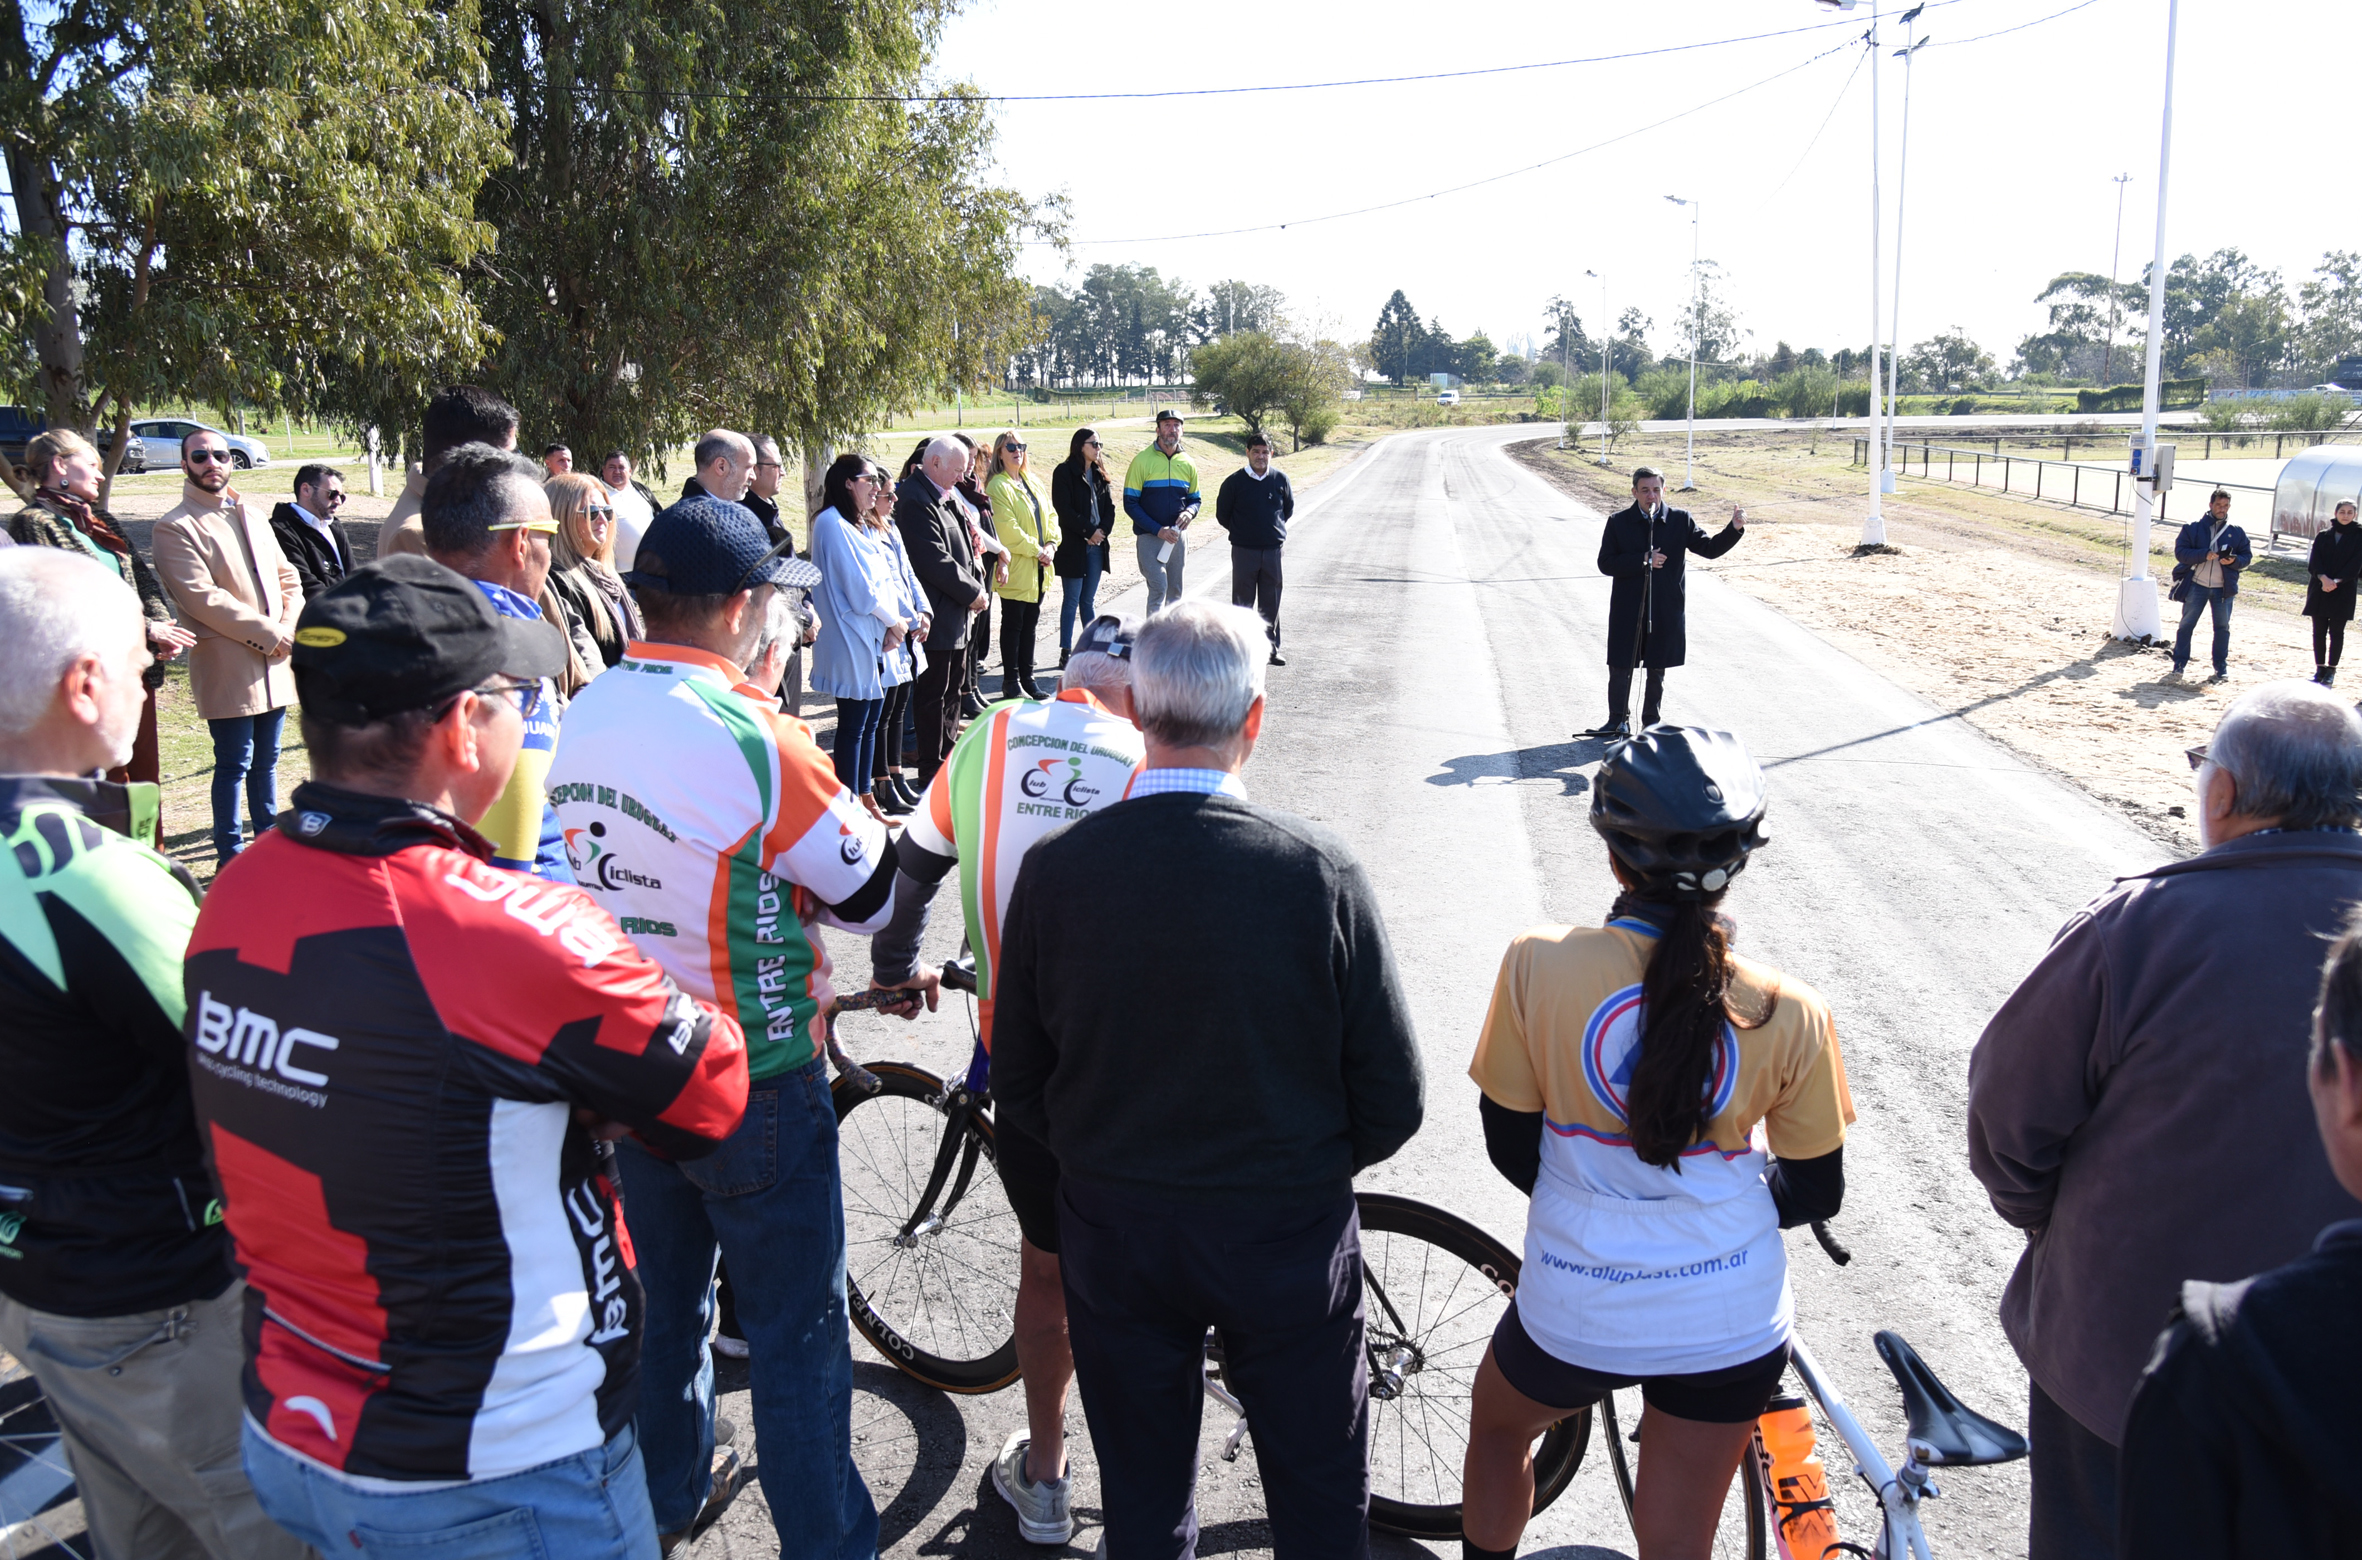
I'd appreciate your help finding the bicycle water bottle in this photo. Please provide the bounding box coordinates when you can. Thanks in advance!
[1757,1393,1842,1560]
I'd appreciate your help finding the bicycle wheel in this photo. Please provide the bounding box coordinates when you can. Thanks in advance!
[1356,1192,1587,1538]
[1,1357,91,1558]
[833,1062,1021,1393]
[1601,1388,1768,1559]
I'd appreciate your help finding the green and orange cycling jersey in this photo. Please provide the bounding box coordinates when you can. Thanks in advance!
[872,688,1145,1050]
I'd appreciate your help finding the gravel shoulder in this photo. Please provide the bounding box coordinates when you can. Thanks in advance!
[1502,435,2327,854]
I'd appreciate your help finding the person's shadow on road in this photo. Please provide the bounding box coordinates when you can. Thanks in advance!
[1427,739,1610,798]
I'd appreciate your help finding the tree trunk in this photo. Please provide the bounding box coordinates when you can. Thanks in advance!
[5,141,87,431]
[802,440,833,523]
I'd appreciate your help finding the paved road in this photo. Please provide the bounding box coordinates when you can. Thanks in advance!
[692,425,2170,1560]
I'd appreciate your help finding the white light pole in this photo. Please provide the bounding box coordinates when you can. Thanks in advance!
[1665,195,1701,490]
[1585,268,1610,465]
[2113,0,2178,643]
[1883,11,1928,493]
[2102,172,2132,386]
[1819,0,1886,545]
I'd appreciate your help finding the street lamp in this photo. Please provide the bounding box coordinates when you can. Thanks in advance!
[1585,268,1610,466]
[1817,0,1885,547]
[1883,11,1929,494]
[2102,172,2133,386]
[2112,0,2178,644]
[1665,195,1700,491]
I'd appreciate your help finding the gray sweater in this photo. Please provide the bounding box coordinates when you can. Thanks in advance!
[992,791,1425,1204]
[1967,829,2362,1442]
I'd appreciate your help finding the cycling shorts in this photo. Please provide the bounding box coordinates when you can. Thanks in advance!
[996,1119,1061,1256]
[1491,1300,1790,1423]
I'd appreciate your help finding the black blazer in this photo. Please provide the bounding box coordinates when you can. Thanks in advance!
[1050,459,1115,579]
[894,474,983,639]
[1597,503,1743,668]
[2305,521,2362,624]
[268,501,356,600]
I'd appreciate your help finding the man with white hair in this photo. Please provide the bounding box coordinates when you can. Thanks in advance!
[992,601,1425,1560]
[871,615,1148,1546]
[1970,678,2362,1559]
[896,435,989,782]
[0,548,303,1560]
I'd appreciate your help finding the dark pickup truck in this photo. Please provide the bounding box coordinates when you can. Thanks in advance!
[0,406,147,475]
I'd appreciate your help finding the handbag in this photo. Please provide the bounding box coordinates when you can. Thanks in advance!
[2168,557,2193,604]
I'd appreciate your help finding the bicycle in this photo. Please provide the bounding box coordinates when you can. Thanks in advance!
[1,1346,92,1557]
[1584,1221,2029,1560]
[826,959,1588,1536]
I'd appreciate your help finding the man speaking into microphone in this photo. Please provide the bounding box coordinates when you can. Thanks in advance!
[1580,466,1746,739]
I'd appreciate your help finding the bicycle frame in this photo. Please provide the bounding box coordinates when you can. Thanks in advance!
[1786,1336,1935,1560]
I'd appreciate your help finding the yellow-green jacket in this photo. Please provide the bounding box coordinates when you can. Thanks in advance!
[987,470,1059,603]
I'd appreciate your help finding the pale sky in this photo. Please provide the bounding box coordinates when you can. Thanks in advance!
[936,0,2355,371]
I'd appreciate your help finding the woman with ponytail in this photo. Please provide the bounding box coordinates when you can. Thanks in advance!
[1460,726,1855,1560]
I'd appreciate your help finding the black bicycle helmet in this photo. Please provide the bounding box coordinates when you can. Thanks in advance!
[1589,725,1769,898]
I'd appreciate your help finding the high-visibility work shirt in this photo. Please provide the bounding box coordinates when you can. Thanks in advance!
[1469,915,1854,1376]
[888,689,1144,1049]
[548,642,899,1079]
[1121,445,1201,534]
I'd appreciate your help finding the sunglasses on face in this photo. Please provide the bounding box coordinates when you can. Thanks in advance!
[2186,745,2210,771]
[1004,443,1026,453]
[187,449,231,465]
[586,505,614,518]
[480,679,545,720]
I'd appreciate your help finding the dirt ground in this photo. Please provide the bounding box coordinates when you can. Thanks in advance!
[1508,433,2339,854]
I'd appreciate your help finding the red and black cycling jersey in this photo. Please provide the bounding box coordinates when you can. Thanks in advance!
[184,782,748,1484]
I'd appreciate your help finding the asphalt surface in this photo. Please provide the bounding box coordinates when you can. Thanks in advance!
[689,424,2171,1560]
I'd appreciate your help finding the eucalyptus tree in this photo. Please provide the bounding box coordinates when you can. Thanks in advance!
[3,0,506,494]
[473,0,1039,469]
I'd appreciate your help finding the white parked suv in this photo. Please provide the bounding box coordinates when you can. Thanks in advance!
[128,417,273,471]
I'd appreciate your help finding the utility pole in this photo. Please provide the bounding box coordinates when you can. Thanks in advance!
[2102,172,2133,386]
[1884,9,1928,492]
[1665,195,1701,490]
[2113,0,2177,643]
[1586,269,1610,466]
[1862,4,1886,545]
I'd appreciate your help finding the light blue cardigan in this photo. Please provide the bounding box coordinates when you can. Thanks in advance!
[808,506,915,701]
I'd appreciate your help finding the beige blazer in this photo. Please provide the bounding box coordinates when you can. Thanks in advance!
[152,485,303,719]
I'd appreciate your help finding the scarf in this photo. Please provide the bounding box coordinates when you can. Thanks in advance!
[33,486,133,563]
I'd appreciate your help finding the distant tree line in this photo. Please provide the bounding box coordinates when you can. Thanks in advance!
[1006,266,1290,388]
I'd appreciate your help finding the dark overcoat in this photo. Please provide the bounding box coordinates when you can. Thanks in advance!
[1597,502,1743,668]
[2304,519,2362,623]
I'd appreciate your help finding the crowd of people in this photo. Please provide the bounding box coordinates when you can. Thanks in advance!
[4,402,2359,1560]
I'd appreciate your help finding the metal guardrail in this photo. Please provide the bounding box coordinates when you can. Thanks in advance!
[1851,439,2276,527]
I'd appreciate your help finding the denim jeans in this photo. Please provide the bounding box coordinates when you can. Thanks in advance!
[831,697,883,794]
[1059,550,1105,654]
[242,1418,660,1558]
[2172,584,2234,675]
[206,708,285,863]
[616,1058,877,1558]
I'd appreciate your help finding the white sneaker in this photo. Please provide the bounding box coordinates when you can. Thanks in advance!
[991,1431,1074,1545]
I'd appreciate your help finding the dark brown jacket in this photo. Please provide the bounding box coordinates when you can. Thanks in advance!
[1967,829,2362,1443]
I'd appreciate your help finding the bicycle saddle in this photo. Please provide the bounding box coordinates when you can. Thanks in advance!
[1874,1331,2030,1468]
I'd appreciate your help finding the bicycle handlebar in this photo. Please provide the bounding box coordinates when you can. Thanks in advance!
[1810,1220,1853,1266]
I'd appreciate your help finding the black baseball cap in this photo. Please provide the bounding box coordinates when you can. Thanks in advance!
[1154,408,1186,425]
[625,495,823,596]
[291,555,566,723]
[1071,612,1138,661]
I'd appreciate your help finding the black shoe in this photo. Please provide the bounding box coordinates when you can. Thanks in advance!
[960,695,986,720]
[1579,720,1625,738]
[884,773,921,808]
[2328,667,2342,688]
[874,782,914,816]
[1269,650,1287,666]
[1018,679,1049,700]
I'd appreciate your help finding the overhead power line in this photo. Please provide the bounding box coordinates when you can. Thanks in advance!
[1044,0,2115,251]
[579,2,1971,107]
[1030,40,1856,249]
